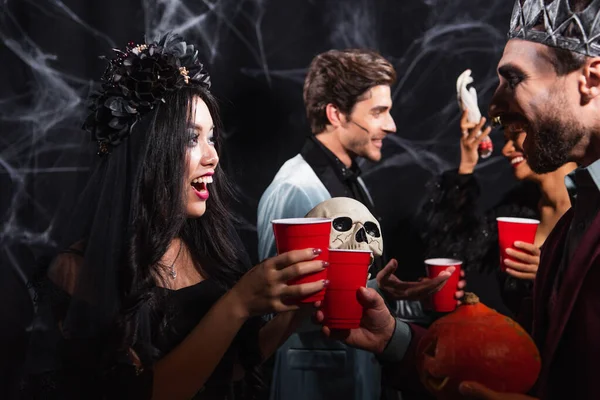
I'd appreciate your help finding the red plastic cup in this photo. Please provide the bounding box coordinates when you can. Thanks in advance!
[322,249,372,329]
[497,217,539,272]
[272,218,332,303]
[424,258,462,313]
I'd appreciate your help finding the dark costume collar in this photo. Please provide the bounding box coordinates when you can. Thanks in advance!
[300,135,362,183]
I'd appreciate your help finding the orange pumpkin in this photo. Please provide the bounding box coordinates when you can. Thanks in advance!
[416,293,541,400]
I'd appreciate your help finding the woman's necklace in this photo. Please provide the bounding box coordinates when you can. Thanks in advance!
[169,241,183,280]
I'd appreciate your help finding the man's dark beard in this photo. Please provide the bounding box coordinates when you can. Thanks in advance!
[526,112,583,174]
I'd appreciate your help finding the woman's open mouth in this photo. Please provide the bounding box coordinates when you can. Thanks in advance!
[191,175,212,200]
[510,154,526,168]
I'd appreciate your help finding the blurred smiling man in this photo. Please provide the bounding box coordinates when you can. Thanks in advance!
[257,48,397,400]
[258,49,454,400]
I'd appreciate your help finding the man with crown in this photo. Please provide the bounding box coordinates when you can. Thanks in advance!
[314,1,600,399]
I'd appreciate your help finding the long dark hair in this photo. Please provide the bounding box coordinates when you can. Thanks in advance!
[115,85,248,357]
[24,83,264,399]
[123,85,265,397]
[23,35,263,397]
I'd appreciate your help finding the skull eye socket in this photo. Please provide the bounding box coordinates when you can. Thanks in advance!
[332,217,353,232]
[364,221,381,237]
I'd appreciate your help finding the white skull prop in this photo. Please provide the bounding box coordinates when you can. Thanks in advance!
[305,197,383,256]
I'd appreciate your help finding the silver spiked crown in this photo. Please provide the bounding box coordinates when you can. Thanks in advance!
[509,0,600,57]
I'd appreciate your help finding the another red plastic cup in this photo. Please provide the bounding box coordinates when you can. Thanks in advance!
[497,217,539,272]
[424,258,462,313]
[322,249,372,329]
[272,218,332,303]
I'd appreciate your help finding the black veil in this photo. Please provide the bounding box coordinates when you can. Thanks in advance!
[21,114,156,397]
[19,33,255,399]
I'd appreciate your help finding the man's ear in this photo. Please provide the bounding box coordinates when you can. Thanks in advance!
[325,103,346,128]
[578,57,600,103]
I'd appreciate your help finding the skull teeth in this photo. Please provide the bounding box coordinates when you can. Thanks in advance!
[344,242,370,250]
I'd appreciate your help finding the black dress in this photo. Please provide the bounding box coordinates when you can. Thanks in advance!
[152,281,265,399]
[417,170,539,318]
[21,278,264,400]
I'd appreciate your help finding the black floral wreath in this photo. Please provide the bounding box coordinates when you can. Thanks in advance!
[83,32,211,155]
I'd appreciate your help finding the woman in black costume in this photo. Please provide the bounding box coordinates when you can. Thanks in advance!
[419,111,575,318]
[22,33,327,400]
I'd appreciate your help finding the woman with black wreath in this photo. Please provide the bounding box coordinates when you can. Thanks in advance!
[21,33,327,400]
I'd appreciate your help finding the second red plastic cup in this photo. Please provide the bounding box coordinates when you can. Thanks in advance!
[272,217,332,303]
[424,258,462,313]
[496,217,539,272]
[322,249,372,329]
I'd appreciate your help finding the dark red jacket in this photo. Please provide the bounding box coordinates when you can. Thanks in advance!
[530,208,600,399]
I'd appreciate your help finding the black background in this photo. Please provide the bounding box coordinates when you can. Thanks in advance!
[0,0,519,395]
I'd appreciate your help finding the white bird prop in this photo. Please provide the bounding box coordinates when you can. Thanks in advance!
[456,69,493,158]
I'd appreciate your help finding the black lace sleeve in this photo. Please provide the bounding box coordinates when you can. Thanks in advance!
[56,339,155,400]
[22,251,156,400]
[417,169,493,271]
[489,202,537,318]
[417,170,539,317]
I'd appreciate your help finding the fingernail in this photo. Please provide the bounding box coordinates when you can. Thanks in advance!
[322,261,329,268]
[505,248,514,255]
[504,258,510,265]
[514,241,522,246]
[313,248,322,255]
[323,279,330,287]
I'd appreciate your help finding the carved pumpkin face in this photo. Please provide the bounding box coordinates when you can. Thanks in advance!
[416,293,541,400]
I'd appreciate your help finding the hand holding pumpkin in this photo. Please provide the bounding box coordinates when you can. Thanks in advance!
[416,293,541,400]
[459,381,538,400]
[503,241,540,281]
[376,259,467,304]
[316,286,396,354]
